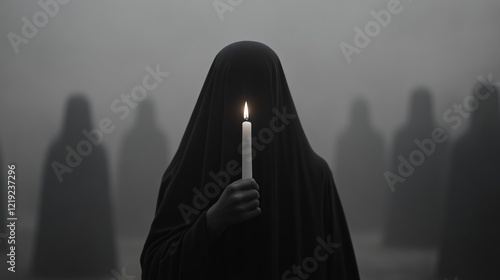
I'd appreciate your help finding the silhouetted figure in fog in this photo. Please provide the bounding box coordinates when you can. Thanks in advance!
[335,98,387,232]
[437,83,500,280]
[117,98,168,238]
[384,88,448,248]
[33,94,116,277]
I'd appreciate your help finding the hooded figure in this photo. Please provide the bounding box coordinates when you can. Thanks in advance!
[140,41,359,280]
[384,88,448,248]
[335,98,387,232]
[117,98,168,238]
[33,94,116,277]
[437,83,500,280]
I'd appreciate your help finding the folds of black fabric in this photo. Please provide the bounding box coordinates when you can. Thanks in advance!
[140,41,359,280]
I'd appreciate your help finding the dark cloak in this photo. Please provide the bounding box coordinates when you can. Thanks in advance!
[335,98,387,232]
[437,83,500,280]
[117,98,168,238]
[384,88,448,248]
[140,41,359,279]
[33,94,116,277]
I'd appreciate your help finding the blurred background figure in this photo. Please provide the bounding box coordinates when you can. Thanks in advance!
[437,83,500,280]
[335,98,387,232]
[32,94,116,278]
[116,97,168,238]
[384,88,448,248]
[115,97,168,274]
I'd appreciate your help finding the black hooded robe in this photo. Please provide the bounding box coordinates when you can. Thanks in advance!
[33,94,116,277]
[117,98,168,238]
[140,41,359,280]
[437,83,500,280]
[384,88,448,248]
[335,98,387,232]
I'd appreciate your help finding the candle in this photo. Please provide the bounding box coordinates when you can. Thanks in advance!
[242,101,253,179]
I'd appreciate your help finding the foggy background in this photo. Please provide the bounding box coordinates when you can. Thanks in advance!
[0,0,499,279]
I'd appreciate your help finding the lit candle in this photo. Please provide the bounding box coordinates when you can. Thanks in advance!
[242,101,252,179]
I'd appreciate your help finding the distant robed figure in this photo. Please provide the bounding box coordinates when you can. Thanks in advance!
[437,83,500,280]
[33,94,116,277]
[335,98,387,232]
[385,88,448,248]
[117,98,168,238]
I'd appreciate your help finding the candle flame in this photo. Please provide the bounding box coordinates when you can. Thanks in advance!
[244,101,249,120]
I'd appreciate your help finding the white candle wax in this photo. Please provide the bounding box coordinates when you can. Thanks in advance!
[242,102,252,179]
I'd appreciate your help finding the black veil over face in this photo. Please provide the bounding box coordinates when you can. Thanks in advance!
[141,41,359,280]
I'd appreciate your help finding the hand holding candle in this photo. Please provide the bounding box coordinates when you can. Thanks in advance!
[242,101,253,179]
[206,101,258,238]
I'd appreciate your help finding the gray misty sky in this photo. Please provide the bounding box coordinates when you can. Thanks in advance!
[1,0,500,226]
